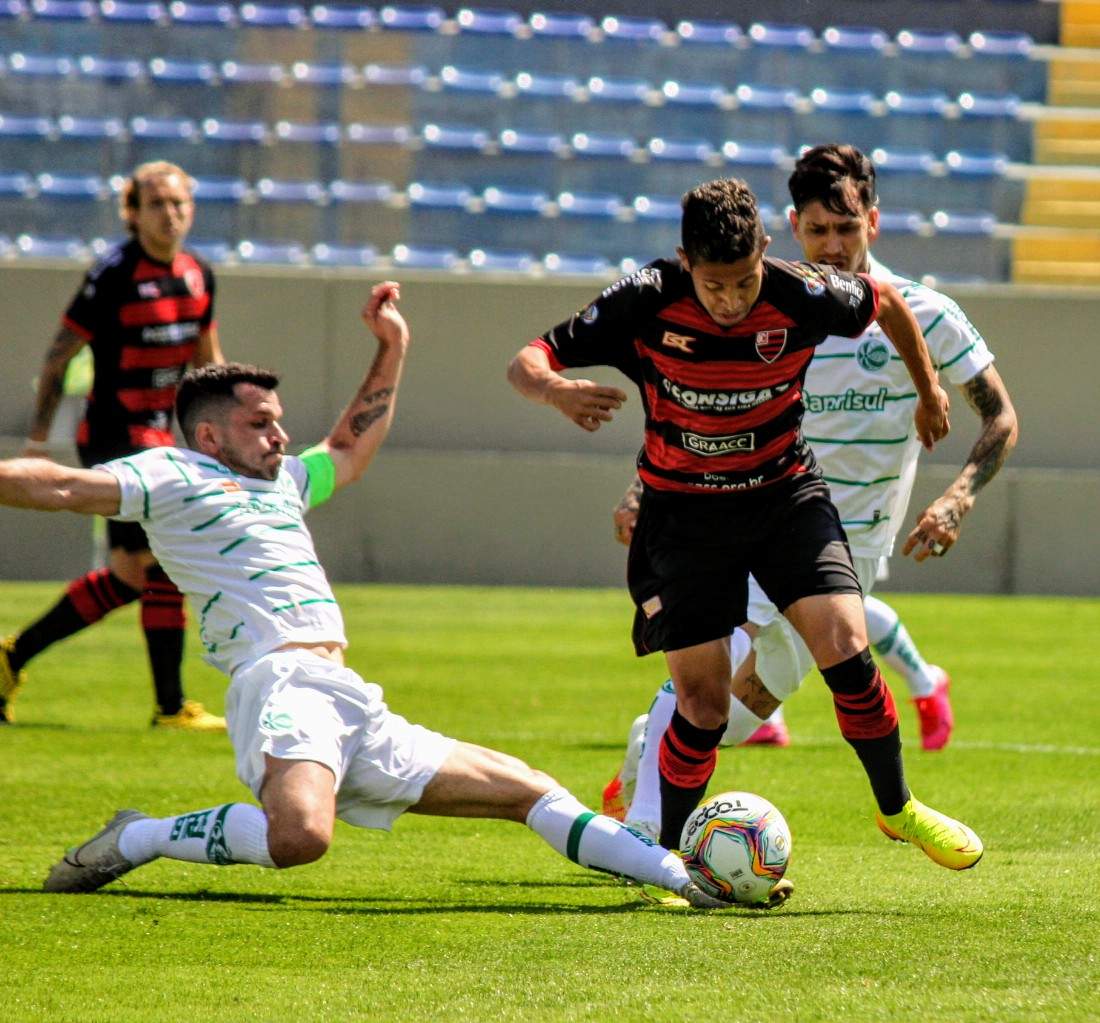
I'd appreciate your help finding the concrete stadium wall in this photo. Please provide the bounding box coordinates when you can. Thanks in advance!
[1,263,1097,595]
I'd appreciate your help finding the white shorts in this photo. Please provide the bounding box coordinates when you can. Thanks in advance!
[225,649,457,831]
[744,556,881,701]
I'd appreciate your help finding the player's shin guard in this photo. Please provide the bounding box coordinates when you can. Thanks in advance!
[118,803,275,867]
[141,566,187,715]
[821,649,909,816]
[9,569,140,671]
[526,787,690,893]
[657,709,726,849]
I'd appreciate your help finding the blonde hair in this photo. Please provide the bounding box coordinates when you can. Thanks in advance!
[118,161,192,232]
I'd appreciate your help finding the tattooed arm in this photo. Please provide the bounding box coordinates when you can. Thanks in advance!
[902,364,1018,562]
[612,473,644,546]
[24,325,89,457]
[317,281,411,491]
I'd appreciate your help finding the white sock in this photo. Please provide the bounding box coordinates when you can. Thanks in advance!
[624,682,677,833]
[863,594,941,697]
[118,803,276,867]
[729,626,752,673]
[720,697,769,746]
[527,787,690,893]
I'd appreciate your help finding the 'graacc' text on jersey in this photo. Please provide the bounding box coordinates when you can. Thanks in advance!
[804,257,994,558]
[530,258,879,493]
[63,238,216,459]
[99,447,344,676]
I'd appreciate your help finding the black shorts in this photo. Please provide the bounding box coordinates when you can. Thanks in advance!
[627,472,861,656]
[79,443,152,554]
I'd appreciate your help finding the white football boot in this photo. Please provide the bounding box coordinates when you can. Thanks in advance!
[43,809,149,892]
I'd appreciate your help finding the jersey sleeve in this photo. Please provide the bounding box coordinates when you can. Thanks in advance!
[922,291,995,386]
[283,451,334,512]
[96,449,181,522]
[60,265,109,340]
[533,263,665,373]
[779,260,880,340]
[200,262,216,331]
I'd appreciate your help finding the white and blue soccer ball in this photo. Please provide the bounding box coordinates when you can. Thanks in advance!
[679,791,792,905]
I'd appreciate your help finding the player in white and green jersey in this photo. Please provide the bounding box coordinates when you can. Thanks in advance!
[604,145,1018,837]
[0,282,767,909]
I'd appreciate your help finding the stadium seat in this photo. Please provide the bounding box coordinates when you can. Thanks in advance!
[586,75,651,105]
[729,83,800,147]
[363,62,429,87]
[201,118,267,144]
[407,181,473,209]
[807,86,881,151]
[391,243,459,269]
[969,29,1033,58]
[514,71,581,102]
[255,178,324,203]
[870,146,938,175]
[77,55,144,81]
[556,190,624,219]
[420,122,489,152]
[596,15,668,77]
[129,115,195,139]
[931,209,996,234]
[7,53,75,78]
[0,171,34,196]
[0,0,27,18]
[467,247,535,273]
[328,179,394,203]
[291,61,358,86]
[482,185,549,216]
[498,127,565,156]
[744,21,815,86]
[528,11,593,40]
[220,60,286,86]
[311,242,379,267]
[29,0,94,21]
[58,113,124,138]
[183,239,230,262]
[822,24,888,53]
[748,20,814,49]
[543,252,611,275]
[167,1,235,27]
[310,240,378,267]
[954,91,1028,159]
[34,172,107,236]
[14,233,88,259]
[378,5,445,32]
[895,28,963,56]
[190,175,249,202]
[99,2,166,25]
[600,14,666,44]
[236,239,308,264]
[439,65,505,95]
[345,122,411,146]
[655,79,730,136]
[310,4,375,30]
[676,18,743,46]
[0,113,53,139]
[148,57,216,84]
[238,3,306,29]
[275,120,341,144]
[36,171,103,198]
[877,209,927,234]
[456,7,521,36]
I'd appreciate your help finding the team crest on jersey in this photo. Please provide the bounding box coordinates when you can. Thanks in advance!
[856,337,890,372]
[183,267,206,297]
[755,329,787,363]
[661,331,696,354]
[792,263,827,296]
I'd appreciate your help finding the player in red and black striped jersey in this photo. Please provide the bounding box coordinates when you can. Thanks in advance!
[0,162,225,729]
[509,178,981,872]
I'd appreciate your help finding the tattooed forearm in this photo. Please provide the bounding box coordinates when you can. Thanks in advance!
[357,384,394,405]
[30,328,85,437]
[732,671,781,718]
[959,368,1018,496]
[349,404,389,436]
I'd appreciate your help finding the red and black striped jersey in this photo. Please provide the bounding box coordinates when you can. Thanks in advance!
[62,238,215,458]
[531,257,879,494]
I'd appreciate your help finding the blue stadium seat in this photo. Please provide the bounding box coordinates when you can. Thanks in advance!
[645,137,719,196]
[148,57,215,84]
[499,127,565,156]
[0,1,27,19]
[311,242,379,266]
[597,15,668,77]
[238,3,306,29]
[220,60,286,86]
[877,209,927,234]
[676,18,742,46]
[567,131,639,192]
[0,173,37,235]
[720,140,790,207]
[482,185,549,216]
[29,0,94,20]
[744,21,814,86]
[129,115,195,139]
[0,113,53,139]
[601,14,666,44]
[430,64,506,128]
[439,64,505,95]
[407,181,473,209]
[631,193,680,221]
[543,252,611,275]
[275,120,341,144]
[236,239,308,264]
[99,2,165,24]
[420,122,489,152]
[586,75,651,105]
[456,7,521,36]
[364,62,429,87]
[191,175,249,202]
[7,52,74,77]
[969,29,1033,58]
[467,247,535,273]
[807,86,880,151]
[323,180,401,247]
[256,178,324,203]
[202,118,267,144]
[528,11,593,40]
[34,172,107,236]
[556,190,624,219]
[895,27,963,56]
[822,24,888,53]
[748,20,814,49]
[481,185,549,247]
[944,149,1010,177]
[881,89,950,150]
[0,171,34,196]
[954,91,1028,159]
[931,209,996,234]
[655,79,730,136]
[186,239,233,263]
[646,136,716,162]
[77,55,144,80]
[252,178,323,240]
[555,190,627,256]
[14,233,88,259]
[36,171,103,198]
[570,131,637,160]
[407,180,473,249]
[378,4,444,32]
[309,4,375,30]
[870,146,937,175]
[167,1,234,27]
[730,83,799,147]
[392,243,459,269]
[491,128,563,191]
[328,179,394,203]
[512,71,580,131]
[942,150,1019,219]
[291,61,357,86]
[346,122,412,146]
[514,71,581,102]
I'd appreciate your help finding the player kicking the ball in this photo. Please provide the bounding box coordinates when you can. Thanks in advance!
[0,283,783,910]
[509,176,984,872]
[602,146,1017,864]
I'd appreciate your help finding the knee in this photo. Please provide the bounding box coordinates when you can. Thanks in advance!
[512,767,560,823]
[267,816,332,868]
[676,688,730,729]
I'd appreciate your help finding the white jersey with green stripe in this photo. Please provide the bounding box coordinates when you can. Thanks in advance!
[803,258,994,558]
[99,446,347,676]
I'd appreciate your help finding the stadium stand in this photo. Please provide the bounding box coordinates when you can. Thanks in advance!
[0,1,1095,283]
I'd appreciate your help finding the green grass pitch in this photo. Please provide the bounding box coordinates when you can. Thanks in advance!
[1,582,1097,1022]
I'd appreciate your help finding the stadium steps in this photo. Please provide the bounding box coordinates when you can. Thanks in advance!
[1062,0,1100,48]
[1021,174,1100,228]
[1011,227,1100,285]
[1033,109,1100,163]
[1047,50,1100,105]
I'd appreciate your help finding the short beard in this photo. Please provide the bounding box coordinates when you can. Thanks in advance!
[216,441,282,481]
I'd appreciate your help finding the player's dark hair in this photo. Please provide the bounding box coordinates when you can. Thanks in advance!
[788,144,877,216]
[119,160,192,236]
[680,178,765,265]
[177,363,281,446]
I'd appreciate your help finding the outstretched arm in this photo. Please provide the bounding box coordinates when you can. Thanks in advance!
[875,282,950,451]
[0,458,120,516]
[507,344,626,433]
[902,365,1018,562]
[312,282,411,491]
[24,324,88,458]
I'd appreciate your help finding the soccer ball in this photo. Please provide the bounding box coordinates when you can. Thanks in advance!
[679,791,792,905]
